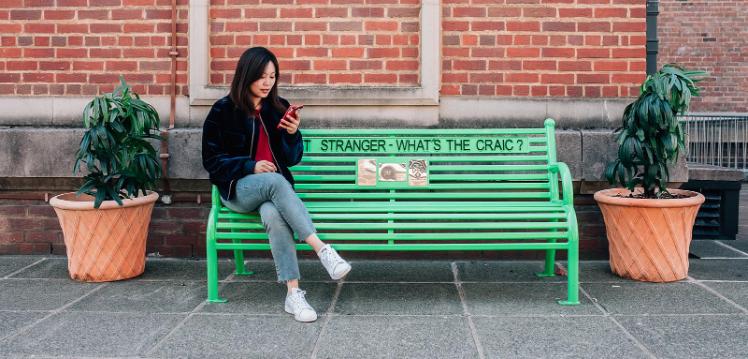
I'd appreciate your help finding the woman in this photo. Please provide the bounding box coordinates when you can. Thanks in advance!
[202,47,351,323]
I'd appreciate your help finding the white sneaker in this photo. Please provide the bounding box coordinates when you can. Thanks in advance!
[284,288,317,323]
[318,244,352,280]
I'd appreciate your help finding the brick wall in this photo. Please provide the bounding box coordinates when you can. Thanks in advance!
[0,0,646,96]
[0,0,189,96]
[441,0,646,97]
[659,0,748,113]
[209,0,421,86]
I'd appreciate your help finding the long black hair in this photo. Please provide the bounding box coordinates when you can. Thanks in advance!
[229,47,286,116]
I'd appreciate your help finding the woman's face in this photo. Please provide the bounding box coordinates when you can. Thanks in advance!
[250,61,276,102]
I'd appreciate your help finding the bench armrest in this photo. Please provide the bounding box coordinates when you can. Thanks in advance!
[549,163,574,207]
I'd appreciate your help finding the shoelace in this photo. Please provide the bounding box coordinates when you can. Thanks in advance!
[320,247,343,269]
[289,290,312,311]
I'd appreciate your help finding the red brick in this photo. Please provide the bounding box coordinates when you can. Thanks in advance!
[523,7,556,17]
[541,73,575,84]
[577,48,610,58]
[523,60,556,70]
[577,74,609,84]
[330,74,362,83]
[507,48,540,58]
[541,47,574,58]
[542,22,575,32]
[506,21,540,32]
[364,21,398,31]
[313,60,347,70]
[506,73,539,83]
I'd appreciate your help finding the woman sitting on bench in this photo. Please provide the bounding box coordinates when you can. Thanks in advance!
[202,46,352,323]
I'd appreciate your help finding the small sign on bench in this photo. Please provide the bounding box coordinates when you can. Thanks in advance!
[357,158,429,188]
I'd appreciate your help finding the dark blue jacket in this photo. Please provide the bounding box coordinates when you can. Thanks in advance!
[202,95,304,200]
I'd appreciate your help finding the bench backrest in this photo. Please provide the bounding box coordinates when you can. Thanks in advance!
[289,119,560,206]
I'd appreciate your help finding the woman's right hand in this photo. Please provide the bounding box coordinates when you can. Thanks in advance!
[254,160,277,173]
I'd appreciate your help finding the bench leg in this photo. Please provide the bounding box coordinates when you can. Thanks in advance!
[207,233,227,303]
[536,239,557,277]
[558,214,580,306]
[232,238,253,276]
[558,243,580,305]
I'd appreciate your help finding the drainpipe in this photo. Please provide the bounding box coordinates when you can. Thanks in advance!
[646,0,659,75]
[159,0,178,205]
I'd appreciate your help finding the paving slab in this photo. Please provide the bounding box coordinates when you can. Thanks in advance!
[472,316,650,359]
[0,311,183,357]
[7,257,71,279]
[720,240,748,254]
[584,282,743,315]
[700,282,748,310]
[149,313,321,358]
[200,281,337,315]
[66,280,205,313]
[456,260,564,282]
[229,259,332,282]
[7,257,236,282]
[617,315,748,359]
[0,256,43,277]
[570,260,629,283]
[138,258,235,281]
[0,312,48,341]
[345,260,455,282]
[0,279,98,311]
[689,240,748,258]
[315,315,478,359]
[334,283,463,315]
[688,258,748,281]
[462,283,599,316]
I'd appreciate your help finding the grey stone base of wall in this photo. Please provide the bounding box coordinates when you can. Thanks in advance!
[0,127,688,184]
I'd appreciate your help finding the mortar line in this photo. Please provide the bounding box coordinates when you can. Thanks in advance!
[451,262,486,359]
[2,257,47,279]
[0,282,106,343]
[688,276,748,314]
[310,278,344,359]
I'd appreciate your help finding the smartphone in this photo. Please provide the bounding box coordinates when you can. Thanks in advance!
[278,104,304,129]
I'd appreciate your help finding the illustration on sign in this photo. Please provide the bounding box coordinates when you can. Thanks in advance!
[408,159,428,186]
[379,162,407,182]
[357,159,377,186]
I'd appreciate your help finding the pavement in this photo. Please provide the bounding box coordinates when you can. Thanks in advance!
[0,253,747,359]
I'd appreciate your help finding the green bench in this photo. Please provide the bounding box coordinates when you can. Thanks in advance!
[206,119,580,305]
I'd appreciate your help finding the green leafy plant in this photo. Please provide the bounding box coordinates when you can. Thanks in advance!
[605,64,706,198]
[74,76,162,208]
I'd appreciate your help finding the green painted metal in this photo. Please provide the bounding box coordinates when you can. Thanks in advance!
[205,118,580,305]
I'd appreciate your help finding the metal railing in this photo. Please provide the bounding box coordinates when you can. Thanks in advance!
[681,114,748,171]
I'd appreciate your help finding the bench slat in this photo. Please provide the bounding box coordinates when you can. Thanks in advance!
[218,212,566,221]
[214,231,569,240]
[296,192,552,200]
[217,221,569,231]
[295,182,551,190]
[299,155,549,163]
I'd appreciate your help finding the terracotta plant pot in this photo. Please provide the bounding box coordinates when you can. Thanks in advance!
[49,191,159,282]
[594,188,705,282]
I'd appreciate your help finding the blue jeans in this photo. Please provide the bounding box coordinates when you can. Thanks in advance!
[221,173,317,282]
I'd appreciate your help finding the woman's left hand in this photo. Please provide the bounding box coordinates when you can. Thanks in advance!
[278,112,300,135]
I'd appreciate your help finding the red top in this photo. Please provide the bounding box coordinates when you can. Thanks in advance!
[252,108,275,166]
